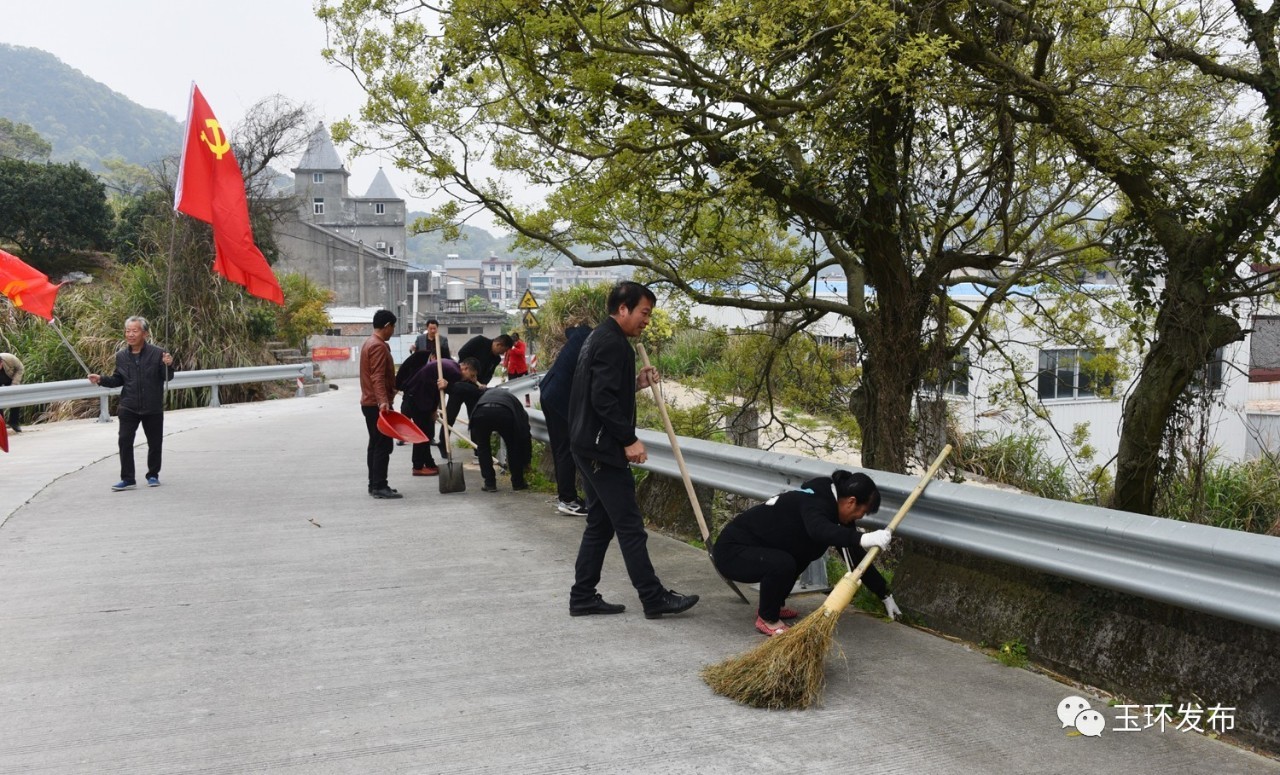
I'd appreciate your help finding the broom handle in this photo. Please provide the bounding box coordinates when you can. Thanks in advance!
[636,344,710,543]
[849,444,951,576]
[436,409,474,446]
[825,444,952,613]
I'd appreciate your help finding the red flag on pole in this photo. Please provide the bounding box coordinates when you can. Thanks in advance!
[174,83,285,305]
[0,248,61,321]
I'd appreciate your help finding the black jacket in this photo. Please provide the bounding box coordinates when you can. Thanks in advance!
[97,343,175,416]
[473,389,532,464]
[458,335,501,385]
[714,475,889,598]
[568,317,637,469]
[539,324,591,415]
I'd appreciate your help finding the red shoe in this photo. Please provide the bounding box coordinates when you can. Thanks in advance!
[755,616,789,637]
[413,466,439,476]
[760,607,800,620]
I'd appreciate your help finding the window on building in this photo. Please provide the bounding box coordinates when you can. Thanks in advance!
[313,198,325,215]
[448,327,468,336]
[375,202,385,215]
[923,350,970,397]
[1191,347,1226,392]
[312,173,324,183]
[388,245,395,256]
[1037,348,1114,400]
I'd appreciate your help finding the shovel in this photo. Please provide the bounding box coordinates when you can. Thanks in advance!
[637,344,749,604]
[436,347,466,493]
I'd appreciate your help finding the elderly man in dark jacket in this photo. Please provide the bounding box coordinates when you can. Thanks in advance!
[89,316,175,491]
[566,281,699,620]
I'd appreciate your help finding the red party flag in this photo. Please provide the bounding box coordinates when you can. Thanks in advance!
[0,248,61,321]
[174,83,284,305]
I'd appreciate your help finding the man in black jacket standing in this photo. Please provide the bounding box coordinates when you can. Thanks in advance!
[89,316,176,491]
[567,281,699,620]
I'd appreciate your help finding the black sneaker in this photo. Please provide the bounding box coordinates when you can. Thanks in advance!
[643,589,699,619]
[370,487,403,499]
[481,481,498,492]
[570,594,626,617]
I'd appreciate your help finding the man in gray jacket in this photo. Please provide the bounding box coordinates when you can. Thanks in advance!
[89,316,175,491]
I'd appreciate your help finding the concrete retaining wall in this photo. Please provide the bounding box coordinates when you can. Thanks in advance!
[894,541,1280,753]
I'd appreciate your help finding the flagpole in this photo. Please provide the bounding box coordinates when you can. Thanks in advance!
[50,318,92,376]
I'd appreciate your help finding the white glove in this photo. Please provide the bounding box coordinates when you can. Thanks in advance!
[860,529,892,551]
[882,594,902,620]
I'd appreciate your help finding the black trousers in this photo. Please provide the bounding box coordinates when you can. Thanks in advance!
[362,405,393,490]
[117,408,164,482]
[570,455,664,607]
[401,394,437,469]
[712,541,799,622]
[2,405,19,431]
[470,404,530,487]
[543,402,579,503]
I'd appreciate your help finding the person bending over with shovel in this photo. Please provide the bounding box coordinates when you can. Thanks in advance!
[712,469,900,636]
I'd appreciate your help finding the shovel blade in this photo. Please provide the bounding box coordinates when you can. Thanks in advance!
[438,459,466,493]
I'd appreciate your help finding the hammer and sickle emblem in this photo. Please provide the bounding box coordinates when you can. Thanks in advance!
[3,279,32,308]
[200,118,231,160]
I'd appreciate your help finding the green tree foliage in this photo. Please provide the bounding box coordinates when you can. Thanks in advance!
[277,273,335,350]
[0,117,51,162]
[320,0,1110,473]
[0,158,112,266]
[936,0,1280,514]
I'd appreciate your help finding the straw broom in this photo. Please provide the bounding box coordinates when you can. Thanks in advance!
[701,444,952,709]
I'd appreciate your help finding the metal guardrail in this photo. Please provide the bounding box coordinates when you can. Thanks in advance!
[0,364,314,421]
[502,374,1280,633]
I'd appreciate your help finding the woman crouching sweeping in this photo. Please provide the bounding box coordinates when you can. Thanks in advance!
[712,469,902,636]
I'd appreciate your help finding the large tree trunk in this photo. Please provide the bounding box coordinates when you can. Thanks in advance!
[858,317,923,473]
[1113,285,1243,514]
[851,84,931,474]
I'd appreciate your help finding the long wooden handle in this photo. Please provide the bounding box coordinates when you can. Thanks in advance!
[435,339,451,457]
[823,444,953,614]
[637,343,711,543]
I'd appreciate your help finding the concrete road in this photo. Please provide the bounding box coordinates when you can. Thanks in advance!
[1,383,1276,774]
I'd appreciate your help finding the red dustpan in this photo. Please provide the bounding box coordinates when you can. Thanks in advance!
[377,409,429,444]
[0,414,7,453]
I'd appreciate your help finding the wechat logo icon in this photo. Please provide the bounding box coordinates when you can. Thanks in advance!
[1057,695,1105,737]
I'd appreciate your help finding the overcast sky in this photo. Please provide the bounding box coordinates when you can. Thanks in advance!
[2,0,476,222]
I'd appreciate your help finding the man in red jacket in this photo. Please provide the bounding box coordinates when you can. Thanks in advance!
[360,309,401,499]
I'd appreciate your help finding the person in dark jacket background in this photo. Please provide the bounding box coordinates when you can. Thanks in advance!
[395,346,438,476]
[457,333,512,386]
[470,388,532,492]
[567,281,698,620]
[88,316,175,491]
[712,469,898,636]
[538,317,592,516]
[413,319,450,361]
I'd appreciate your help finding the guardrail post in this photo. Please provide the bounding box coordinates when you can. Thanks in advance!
[98,396,111,423]
[208,385,221,408]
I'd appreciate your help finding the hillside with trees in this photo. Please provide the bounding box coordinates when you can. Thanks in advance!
[0,43,180,170]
